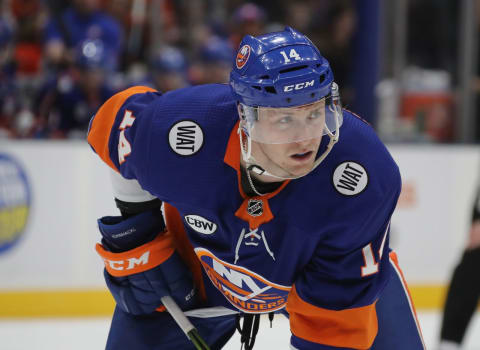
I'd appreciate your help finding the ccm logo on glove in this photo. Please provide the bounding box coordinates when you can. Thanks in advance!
[96,234,175,277]
[102,251,150,271]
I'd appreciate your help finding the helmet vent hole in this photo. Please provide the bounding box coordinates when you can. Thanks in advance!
[259,75,270,79]
[286,98,292,103]
[310,93,315,98]
[252,86,262,90]
[279,65,307,74]
[319,74,325,83]
[265,86,277,94]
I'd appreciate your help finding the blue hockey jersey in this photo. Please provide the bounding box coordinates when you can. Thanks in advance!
[87,84,401,350]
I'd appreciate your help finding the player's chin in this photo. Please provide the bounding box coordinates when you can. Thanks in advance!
[285,162,315,177]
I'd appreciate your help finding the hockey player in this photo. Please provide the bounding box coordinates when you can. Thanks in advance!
[87,27,424,349]
[437,187,480,350]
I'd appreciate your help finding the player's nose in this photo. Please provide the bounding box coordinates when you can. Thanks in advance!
[293,124,318,144]
[293,137,313,148]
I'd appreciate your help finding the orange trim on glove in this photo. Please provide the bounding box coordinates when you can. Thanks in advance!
[87,86,157,172]
[95,233,175,277]
[287,285,378,349]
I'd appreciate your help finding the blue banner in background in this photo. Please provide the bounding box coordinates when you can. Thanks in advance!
[352,0,380,127]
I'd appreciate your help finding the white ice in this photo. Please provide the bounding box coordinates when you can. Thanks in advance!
[0,311,479,349]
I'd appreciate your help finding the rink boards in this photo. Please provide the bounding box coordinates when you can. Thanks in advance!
[0,141,478,316]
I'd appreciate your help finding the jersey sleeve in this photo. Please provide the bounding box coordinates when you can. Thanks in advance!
[87,86,160,186]
[286,172,400,349]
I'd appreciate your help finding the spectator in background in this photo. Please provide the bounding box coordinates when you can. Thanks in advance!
[0,18,18,137]
[190,36,234,84]
[149,46,189,92]
[0,6,42,139]
[44,0,123,72]
[10,0,45,78]
[310,0,357,107]
[229,2,266,49]
[4,0,46,137]
[0,0,363,138]
[34,39,117,138]
[282,0,322,34]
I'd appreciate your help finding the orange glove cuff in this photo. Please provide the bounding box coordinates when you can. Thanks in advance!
[95,233,175,277]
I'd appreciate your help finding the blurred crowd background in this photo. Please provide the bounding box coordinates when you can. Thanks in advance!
[0,0,474,142]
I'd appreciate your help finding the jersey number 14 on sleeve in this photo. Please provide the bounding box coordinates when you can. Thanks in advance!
[118,110,136,164]
[361,224,389,277]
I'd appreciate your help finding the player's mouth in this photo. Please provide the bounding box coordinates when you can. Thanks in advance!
[290,151,313,162]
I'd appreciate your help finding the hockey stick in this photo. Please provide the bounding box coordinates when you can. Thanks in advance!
[161,296,211,350]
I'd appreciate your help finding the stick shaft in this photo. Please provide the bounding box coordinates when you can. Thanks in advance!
[160,296,211,350]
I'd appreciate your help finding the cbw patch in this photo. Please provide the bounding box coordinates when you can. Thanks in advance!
[168,120,204,156]
[184,215,217,235]
[332,161,368,196]
[195,247,291,313]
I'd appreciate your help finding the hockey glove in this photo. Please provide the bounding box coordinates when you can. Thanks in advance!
[95,210,196,315]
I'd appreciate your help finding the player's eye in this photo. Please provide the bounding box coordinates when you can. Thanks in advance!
[274,115,293,128]
[276,116,293,124]
[307,110,323,122]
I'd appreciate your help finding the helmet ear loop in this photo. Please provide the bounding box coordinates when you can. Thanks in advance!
[308,103,341,174]
[324,84,342,143]
[326,103,341,142]
[237,103,253,165]
[238,123,253,164]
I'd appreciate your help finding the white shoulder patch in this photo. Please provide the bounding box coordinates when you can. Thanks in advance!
[332,161,368,196]
[168,120,204,156]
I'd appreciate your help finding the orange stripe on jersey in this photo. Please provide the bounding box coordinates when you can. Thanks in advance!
[164,203,207,303]
[95,233,174,277]
[287,285,378,349]
[87,86,157,172]
[389,251,426,348]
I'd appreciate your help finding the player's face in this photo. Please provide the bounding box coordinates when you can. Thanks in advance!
[247,99,326,144]
[251,136,322,178]
[248,101,326,178]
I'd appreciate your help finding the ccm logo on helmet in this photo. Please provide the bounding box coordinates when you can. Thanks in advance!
[103,251,150,271]
[283,80,315,92]
[185,215,217,234]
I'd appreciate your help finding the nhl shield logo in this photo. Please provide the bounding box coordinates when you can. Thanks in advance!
[236,44,251,69]
[247,199,263,217]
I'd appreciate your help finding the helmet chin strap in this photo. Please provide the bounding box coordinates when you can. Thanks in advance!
[237,112,340,183]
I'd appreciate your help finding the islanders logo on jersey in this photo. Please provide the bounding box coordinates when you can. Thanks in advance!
[0,153,31,253]
[195,247,291,313]
[236,45,251,69]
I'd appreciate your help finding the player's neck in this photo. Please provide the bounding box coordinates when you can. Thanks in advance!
[239,155,280,183]
[239,165,283,197]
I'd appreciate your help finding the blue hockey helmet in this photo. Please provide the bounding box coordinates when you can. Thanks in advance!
[230,27,342,181]
[230,26,334,108]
